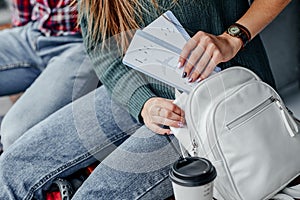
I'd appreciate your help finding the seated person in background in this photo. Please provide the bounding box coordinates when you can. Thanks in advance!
[0,0,98,150]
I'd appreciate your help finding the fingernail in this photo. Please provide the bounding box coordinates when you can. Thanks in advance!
[178,122,184,128]
[188,77,193,82]
[180,117,185,123]
[177,62,182,68]
[182,72,187,78]
[196,77,202,82]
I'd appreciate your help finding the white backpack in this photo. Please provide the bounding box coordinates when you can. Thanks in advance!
[171,66,300,200]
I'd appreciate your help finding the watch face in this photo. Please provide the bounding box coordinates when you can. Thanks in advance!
[228,26,240,35]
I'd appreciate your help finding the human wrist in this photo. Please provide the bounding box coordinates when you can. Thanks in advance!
[141,98,152,121]
[219,32,243,53]
[129,86,156,124]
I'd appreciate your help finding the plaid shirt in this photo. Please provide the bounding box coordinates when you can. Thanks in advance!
[11,0,79,36]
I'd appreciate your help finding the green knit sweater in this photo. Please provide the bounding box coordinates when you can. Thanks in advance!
[80,0,275,123]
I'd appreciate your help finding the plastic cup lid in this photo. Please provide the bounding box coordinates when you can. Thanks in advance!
[169,157,217,187]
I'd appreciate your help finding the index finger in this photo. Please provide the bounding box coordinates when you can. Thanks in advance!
[178,38,198,67]
[163,99,185,116]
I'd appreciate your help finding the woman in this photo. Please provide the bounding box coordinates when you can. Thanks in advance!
[0,0,290,199]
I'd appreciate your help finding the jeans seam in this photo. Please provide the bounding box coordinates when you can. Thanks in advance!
[0,63,37,71]
[135,173,170,200]
[23,133,131,200]
[23,152,92,200]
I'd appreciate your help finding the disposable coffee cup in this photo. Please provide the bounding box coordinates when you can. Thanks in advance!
[169,157,217,200]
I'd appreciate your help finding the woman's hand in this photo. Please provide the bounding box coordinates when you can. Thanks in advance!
[178,31,243,82]
[141,97,185,135]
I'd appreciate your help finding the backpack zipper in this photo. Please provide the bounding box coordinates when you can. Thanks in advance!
[274,98,298,137]
[226,96,276,130]
[191,138,198,156]
[226,96,298,137]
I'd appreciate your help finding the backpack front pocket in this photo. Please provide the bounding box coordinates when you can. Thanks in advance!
[226,96,277,131]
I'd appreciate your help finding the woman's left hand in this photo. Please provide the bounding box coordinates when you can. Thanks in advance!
[178,31,243,82]
[141,97,185,135]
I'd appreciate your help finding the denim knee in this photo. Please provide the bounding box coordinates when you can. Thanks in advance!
[0,114,25,150]
[0,151,23,199]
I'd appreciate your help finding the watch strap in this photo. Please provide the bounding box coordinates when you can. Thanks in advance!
[228,23,251,47]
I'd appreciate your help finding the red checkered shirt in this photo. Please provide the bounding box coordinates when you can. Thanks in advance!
[11,0,80,36]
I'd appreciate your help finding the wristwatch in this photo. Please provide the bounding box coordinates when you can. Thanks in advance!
[226,23,251,48]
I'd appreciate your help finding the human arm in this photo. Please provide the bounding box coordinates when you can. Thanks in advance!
[79,15,161,123]
[88,47,185,134]
[80,11,185,134]
[179,0,291,82]
[11,0,32,27]
[87,43,185,134]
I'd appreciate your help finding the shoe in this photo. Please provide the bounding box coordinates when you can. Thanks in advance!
[51,178,74,200]
[45,162,99,200]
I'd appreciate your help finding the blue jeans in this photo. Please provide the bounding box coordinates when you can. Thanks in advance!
[0,86,179,199]
[0,22,99,149]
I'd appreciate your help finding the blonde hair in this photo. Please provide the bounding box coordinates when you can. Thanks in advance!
[79,0,161,51]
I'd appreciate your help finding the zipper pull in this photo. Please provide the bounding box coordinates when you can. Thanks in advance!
[274,98,298,137]
[192,139,198,156]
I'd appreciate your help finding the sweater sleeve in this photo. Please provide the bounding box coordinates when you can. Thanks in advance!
[80,16,156,123]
